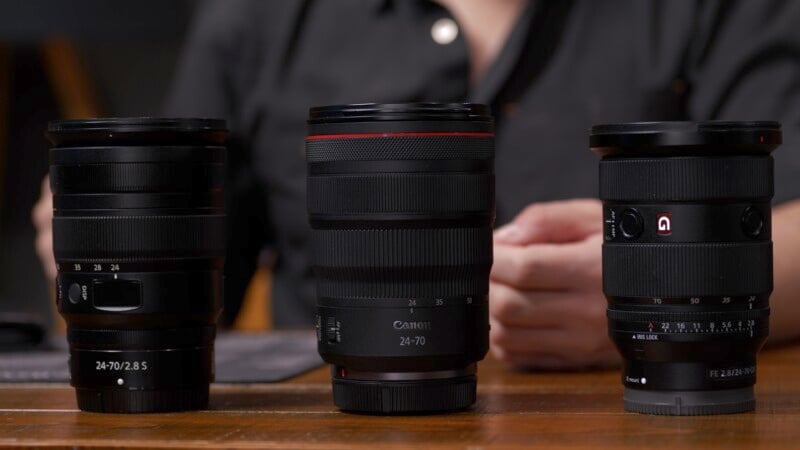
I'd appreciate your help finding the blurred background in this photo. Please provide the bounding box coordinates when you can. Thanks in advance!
[0,0,216,337]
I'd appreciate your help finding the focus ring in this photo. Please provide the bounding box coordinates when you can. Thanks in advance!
[51,163,224,193]
[312,228,492,268]
[53,215,225,259]
[600,157,773,201]
[306,136,493,162]
[308,173,494,215]
[603,242,772,297]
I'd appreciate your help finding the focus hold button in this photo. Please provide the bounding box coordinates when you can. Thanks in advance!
[68,283,82,304]
[741,207,764,238]
[619,209,644,239]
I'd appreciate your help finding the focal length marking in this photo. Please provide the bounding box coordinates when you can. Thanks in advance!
[612,295,768,308]
[95,360,149,371]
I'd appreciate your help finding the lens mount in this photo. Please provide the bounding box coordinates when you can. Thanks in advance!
[623,387,755,416]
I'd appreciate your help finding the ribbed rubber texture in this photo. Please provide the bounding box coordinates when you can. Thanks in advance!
[608,308,770,322]
[53,192,223,210]
[600,157,773,201]
[625,400,755,415]
[603,242,772,297]
[75,386,209,413]
[308,173,494,214]
[306,136,493,162]
[50,146,226,165]
[50,163,224,193]
[316,273,489,298]
[312,228,492,268]
[53,215,225,259]
[68,326,215,349]
[332,376,476,413]
[623,387,755,416]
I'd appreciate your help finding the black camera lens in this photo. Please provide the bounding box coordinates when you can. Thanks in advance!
[306,103,494,414]
[591,121,781,415]
[47,118,227,413]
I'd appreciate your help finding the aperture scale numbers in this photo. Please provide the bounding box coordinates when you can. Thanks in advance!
[621,318,761,340]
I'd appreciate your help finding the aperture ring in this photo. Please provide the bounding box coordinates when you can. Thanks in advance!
[53,215,225,259]
[603,242,772,297]
[607,308,769,323]
[600,156,773,201]
[306,136,494,162]
[308,173,494,215]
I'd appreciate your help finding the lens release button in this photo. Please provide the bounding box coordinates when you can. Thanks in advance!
[741,207,764,238]
[619,209,644,239]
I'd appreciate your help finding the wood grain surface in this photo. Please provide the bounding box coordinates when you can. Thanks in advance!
[2,345,800,449]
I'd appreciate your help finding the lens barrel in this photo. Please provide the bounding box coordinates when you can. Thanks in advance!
[48,118,227,413]
[306,103,494,413]
[592,121,781,415]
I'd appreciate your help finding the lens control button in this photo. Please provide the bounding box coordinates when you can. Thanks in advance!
[68,283,82,304]
[326,317,338,344]
[741,207,764,238]
[619,209,644,239]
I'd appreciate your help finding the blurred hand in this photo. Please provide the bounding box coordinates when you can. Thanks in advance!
[32,176,56,281]
[489,199,619,370]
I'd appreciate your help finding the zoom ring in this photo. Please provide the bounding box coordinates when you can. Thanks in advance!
[312,228,492,268]
[600,157,773,201]
[53,215,225,259]
[308,173,494,214]
[603,242,772,297]
[306,136,494,162]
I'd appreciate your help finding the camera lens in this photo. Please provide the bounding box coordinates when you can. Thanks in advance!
[306,103,494,414]
[591,121,781,415]
[47,118,227,413]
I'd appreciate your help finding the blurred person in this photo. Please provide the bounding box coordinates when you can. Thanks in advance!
[33,0,800,369]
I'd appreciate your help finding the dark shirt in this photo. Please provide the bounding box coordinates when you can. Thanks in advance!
[165,0,800,327]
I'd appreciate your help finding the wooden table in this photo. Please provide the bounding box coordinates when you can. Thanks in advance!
[3,346,800,449]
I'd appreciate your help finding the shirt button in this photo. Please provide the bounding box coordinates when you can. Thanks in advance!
[431,17,459,45]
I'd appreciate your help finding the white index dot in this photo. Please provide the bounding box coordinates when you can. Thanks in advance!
[640,377,647,385]
[117,378,124,386]
[431,18,459,45]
